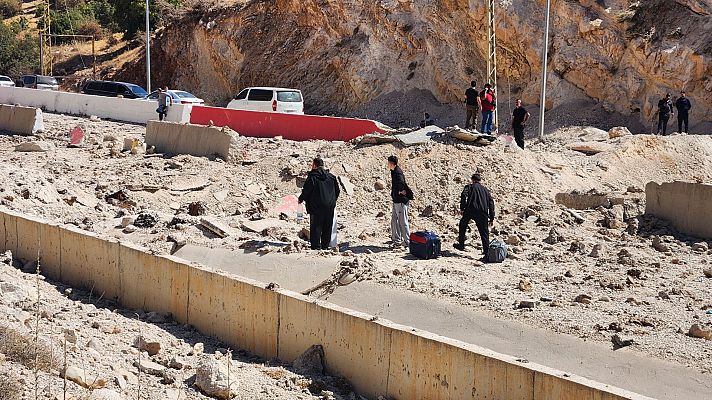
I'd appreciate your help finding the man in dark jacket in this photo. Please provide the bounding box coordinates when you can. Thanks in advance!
[388,155,411,248]
[298,158,340,250]
[675,91,692,134]
[454,173,495,254]
[657,94,674,136]
[464,81,479,130]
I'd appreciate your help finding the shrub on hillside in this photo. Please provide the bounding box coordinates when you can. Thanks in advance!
[0,0,21,18]
[77,19,104,39]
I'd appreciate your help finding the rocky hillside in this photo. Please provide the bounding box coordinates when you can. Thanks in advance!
[116,0,712,130]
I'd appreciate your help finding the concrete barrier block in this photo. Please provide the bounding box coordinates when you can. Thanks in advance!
[187,267,279,358]
[38,221,62,281]
[646,181,712,239]
[385,325,523,399]
[119,242,185,316]
[278,291,391,398]
[14,214,42,263]
[145,120,238,161]
[60,226,120,300]
[3,210,18,256]
[0,104,43,135]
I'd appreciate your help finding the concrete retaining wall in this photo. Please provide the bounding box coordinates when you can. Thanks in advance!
[0,104,44,135]
[0,86,190,124]
[0,207,651,400]
[645,181,712,239]
[145,120,238,161]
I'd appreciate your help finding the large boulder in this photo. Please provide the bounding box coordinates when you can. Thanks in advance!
[14,141,54,152]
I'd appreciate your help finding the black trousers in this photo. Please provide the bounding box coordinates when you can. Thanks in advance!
[513,126,525,149]
[458,212,490,254]
[678,113,689,133]
[309,209,335,250]
[657,114,670,135]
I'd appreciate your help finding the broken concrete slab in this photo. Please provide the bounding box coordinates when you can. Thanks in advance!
[355,133,398,145]
[240,218,282,234]
[166,176,211,192]
[609,126,632,139]
[566,141,613,155]
[199,218,230,238]
[213,190,229,202]
[395,125,445,146]
[14,141,54,152]
[338,176,355,195]
[555,191,612,210]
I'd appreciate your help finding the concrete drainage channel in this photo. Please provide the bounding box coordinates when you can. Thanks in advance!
[1,208,653,400]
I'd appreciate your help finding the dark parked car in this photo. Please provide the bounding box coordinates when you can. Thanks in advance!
[15,74,59,90]
[82,80,148,99]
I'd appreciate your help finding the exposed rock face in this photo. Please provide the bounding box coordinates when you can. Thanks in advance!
[117,0,712,128]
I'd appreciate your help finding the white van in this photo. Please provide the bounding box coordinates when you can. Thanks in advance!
[227,87,304,114]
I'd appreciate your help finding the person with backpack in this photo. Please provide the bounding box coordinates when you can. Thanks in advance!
[454,173,495,255]
[298,157,340,250]
[656,94,674,136]
[675,90,692,134]
[479,83,496,134]
[388,155,412,248]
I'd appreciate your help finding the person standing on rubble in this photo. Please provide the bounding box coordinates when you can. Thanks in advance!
[388,155,412,249]
[675,90,692,134]
[298,157,340,250]
[420,112,435,128]
[511,99,530,149]
[479,83,496,134]
[157,86,173,121]
[464,80,479,130]
[656,93,673,136]
[454,173,495,256]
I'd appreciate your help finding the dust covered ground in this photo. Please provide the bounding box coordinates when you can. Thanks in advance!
[1,112,712,394]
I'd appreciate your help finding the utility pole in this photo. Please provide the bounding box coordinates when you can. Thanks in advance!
[486,0,498,130]
[145,0,151,92]
[538,0,552,140]
[39,0,51,75]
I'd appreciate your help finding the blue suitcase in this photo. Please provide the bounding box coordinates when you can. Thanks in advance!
[409,231,441,259]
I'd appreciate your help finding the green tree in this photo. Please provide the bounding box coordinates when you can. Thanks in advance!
[0,23,39,75]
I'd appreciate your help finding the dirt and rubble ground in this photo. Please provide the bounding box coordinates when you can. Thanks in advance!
[1,113,712,397]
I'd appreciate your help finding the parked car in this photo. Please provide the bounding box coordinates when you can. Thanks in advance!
[81,80,148,99]
[15,74,59,90]
[227,87,304,114]
[144,89,204,105]
[0,75,15,87]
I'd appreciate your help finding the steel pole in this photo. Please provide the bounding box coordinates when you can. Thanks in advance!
[145,0,151,93]
[538,0,552,141]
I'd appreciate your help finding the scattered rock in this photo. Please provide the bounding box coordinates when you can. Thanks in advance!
[574,294,592,305]
[194,355,238,399]
[63,328,78,344]
[169,356,188,370]
[374,180,386,191]
[505,235,521,246]
[652,236,670,253]
[200,218,231,238]
[134,359,166,376]
[704,268,712,279]
[517,299,538,309]
[543,228,564,244]
[61,366,106,389]
[420,205,434,217]
[692,242,709,253]
[88,389,123,400]
[608,126,632,139]
[589,244,602,258]
[688,324,712,340]
[292,344,325,375]
[133,335,161,356]
[611,334,634,350]
[133,212,158,228]
[188,201,208,216]
[15,141,55,152]
[517,279,532,292]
